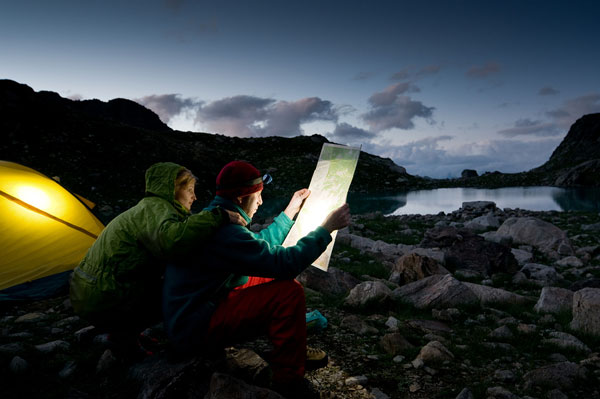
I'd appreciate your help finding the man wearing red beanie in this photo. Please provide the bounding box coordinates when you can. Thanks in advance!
[163,160,350,398]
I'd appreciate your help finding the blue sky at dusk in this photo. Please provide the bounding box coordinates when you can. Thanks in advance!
[2,0,599,178]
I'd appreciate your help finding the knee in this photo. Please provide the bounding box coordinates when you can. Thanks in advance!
[276,279,305,303]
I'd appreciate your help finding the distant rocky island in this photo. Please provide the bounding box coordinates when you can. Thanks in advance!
[1,79,599,222]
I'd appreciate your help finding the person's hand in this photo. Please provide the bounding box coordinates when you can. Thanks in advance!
[320,203,351,233]
[224,209,247,226]
[283,188,311,220]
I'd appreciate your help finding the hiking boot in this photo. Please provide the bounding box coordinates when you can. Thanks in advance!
[272,377,319,399]
[306,346,328,370]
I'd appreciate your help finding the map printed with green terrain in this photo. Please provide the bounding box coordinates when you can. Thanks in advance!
[282,143,360,271]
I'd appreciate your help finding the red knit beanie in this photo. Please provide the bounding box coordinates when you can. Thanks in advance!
[216,161,263,199]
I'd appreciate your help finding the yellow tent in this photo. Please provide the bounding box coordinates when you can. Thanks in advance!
[0,161,104,291]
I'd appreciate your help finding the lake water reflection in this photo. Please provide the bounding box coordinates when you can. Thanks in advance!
[347,187,600,216]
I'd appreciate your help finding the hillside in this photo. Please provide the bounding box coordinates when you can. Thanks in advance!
[0,79,423,222]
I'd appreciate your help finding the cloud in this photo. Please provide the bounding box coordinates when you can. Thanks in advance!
[362,83,434,132]
[391,69,410,81]
[327,122,376,143]
[416,64,442,77]
[498,118,560,137]
[363,136,561,178]
[546,93,600,128]
[391,65,442,81]
[497,93,600,138]
[194,95,337,137]
[539,86,559,96]
[136,94,200,123]
[466,62,501,78]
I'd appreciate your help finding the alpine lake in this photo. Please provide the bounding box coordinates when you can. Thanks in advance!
[257,186,600,219]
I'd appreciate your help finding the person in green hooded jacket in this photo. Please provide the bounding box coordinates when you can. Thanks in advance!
[69,162,242,349]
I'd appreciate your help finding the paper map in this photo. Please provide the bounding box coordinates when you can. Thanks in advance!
[282,143,360,271]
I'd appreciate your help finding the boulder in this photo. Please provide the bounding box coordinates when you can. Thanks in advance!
[380,333,415,356]
[570,288,600,336]
[520,263,561,286]
[542,331,591,353]
[414,341,454,365]
[480,231,513,246]
[420,227,518,277]
[340,315,378,335]
[523,361,587,391]
[389,253,449,285]
[344,281,392,308]
[569,277,600,291]
[392,274,478,309]
[464,213,500,232]
[461,201,496,212]
[297,266,360,296]
[205,372,284,399]
[534,287,574,314]
[462,282,531,306]
[510,248,533,265]
[497,217,574,256]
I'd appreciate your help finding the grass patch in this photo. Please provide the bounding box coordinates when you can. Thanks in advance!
[330,243,390,280]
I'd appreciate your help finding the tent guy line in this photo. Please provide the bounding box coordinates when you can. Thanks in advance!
[0,189,99,240]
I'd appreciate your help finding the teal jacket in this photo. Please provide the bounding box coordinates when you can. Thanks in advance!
[163,195,332,352]
[69,162,226,321]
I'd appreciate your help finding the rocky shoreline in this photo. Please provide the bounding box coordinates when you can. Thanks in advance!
[2,203,600,399]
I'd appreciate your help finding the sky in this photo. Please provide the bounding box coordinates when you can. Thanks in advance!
[2,0,600,178]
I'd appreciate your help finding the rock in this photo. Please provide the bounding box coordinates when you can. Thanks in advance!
[554,159,600,187]
[406,319,452,335]
[581,222,600,232]
[464,213,500,232]
[370,387,390,399]
[96,349,117,374]
[58,360,77,378]
[461,201,496,212]
[344,281,392,308]
[520,263,561,286]
[297,266,360,296]
[224,348,271,386]
[0,343,25,355]
[570,288,600,336]
[569,277,600,291]
[486,386,519,399]
[415,341,454,365]
[205,372,284,399]
[455,387,474,399]
[341,315,378,335]
[35,340,70,353]
[345,375,368,386]
[420,226,518,277]
[432,308,461,322]
[534,287,574,314]
[511,248,534,265]
[385,316,399,330]
[74,326,97,343]
[523,361,587,391]
[489,325,513,340]
[407,247,446,264]
[380,333,415,356]
[497,217,574,256]
[129,353,212,398]
[481,231,513,246]
[389,253,449,285]
[547,389,569,399]
[14,312,47,323]
[517,323,537,334]
[392,274,479,309]
[463,282,531,306]
[493,369,515,382]
[542,331,591,353]
[555,256,584,268]
[9,356,28,374]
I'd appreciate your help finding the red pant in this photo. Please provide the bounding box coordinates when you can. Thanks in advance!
[206,277,307,383]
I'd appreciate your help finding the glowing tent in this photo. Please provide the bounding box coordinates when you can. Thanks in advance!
[0,161,104,292]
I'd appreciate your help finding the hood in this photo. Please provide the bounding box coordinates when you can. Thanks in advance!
[144,162,184,202]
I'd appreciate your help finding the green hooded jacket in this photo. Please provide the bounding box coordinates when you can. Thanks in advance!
[69,162,226,322]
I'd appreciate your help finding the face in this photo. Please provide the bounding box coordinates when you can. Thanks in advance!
[238,190,263,218]
[175,181,197,211]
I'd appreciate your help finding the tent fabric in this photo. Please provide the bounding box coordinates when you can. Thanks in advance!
[0,161,104,292]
